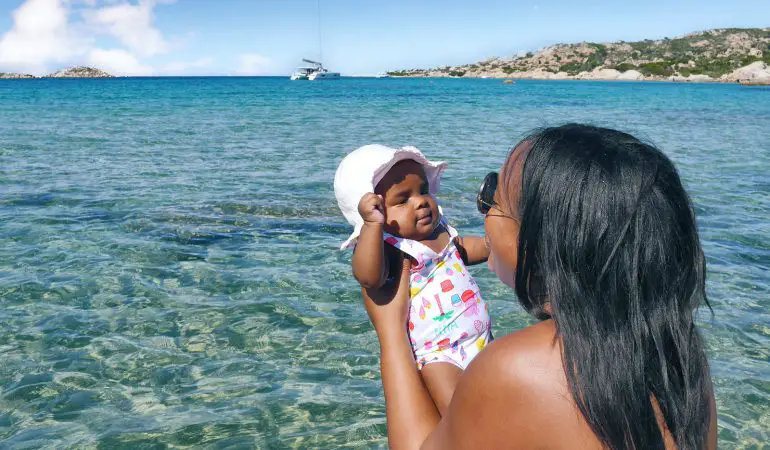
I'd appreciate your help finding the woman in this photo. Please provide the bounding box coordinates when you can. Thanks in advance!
[362,124,717,449]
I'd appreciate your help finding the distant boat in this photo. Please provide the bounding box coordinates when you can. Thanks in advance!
[375,72,391,78]
[291,59,340,81]
[290,0,339,81]
[289,66,312,81]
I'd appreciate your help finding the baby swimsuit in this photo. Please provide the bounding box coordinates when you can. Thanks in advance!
[385,220,493,370]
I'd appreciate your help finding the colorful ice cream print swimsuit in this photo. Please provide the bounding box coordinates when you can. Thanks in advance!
[385,219,493,370]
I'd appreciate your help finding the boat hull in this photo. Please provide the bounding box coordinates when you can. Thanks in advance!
[308,72,340,80]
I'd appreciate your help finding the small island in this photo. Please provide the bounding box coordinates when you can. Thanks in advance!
[0,66,114,79]
[0,72,35,79]
[45,66,114,78]
[388,28,770,85]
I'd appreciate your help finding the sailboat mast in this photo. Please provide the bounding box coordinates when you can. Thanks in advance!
[291,0,339,79]
[317,0,323,64]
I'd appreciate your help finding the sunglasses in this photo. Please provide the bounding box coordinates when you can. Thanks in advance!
[477,172,518,220]
[477,172,499,215]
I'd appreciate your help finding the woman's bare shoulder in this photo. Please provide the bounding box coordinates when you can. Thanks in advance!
[470,320,562,392]
[425,321,581,449]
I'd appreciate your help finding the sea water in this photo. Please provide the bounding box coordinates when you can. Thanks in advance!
[0,77,768,448]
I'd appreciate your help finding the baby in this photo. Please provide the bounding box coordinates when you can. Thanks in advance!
[334,144,493,415]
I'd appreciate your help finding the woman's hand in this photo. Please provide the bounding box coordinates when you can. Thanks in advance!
[361,252,412,342]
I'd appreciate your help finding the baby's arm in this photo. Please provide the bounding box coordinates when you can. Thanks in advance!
[352,193,389,288]
[454,235,490,266]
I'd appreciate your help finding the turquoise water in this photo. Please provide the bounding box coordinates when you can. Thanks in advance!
[0,77,768,449]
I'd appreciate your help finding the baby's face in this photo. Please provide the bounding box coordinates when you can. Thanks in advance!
[375,160,440,240]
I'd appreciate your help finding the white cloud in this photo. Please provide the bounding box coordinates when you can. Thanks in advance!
[84,0,170,57]
[87,48,153,75]
[0,0,214,76]
[235,53,276,76]
[0,0,81,74]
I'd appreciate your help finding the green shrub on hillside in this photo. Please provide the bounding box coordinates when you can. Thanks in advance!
[585,53,604,68]
[559,62,583,74]
[630,40,652,52]
[693,58,740,77]
[739,55,762,66]
[667,38,693,54]
[613,63,637,72]
[590,43,608,57]
[640,62,673,76]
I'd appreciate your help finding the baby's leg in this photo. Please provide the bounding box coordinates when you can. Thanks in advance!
[421,362,463,416]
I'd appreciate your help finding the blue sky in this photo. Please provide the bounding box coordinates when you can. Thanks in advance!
[0,0,768,76]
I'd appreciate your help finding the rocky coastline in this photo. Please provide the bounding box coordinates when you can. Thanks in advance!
[391,63,770,85]
[389,28,770,85]
[0,72,35,79]
[0,66,114,79]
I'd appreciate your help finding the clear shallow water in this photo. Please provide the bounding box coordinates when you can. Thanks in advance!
[0,77,768,449]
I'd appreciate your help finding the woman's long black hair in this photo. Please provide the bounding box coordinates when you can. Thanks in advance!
[507,124,712,449]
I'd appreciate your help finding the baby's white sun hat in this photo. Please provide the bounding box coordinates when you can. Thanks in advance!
[334,144,447,250]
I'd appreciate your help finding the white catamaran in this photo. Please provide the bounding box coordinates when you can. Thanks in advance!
[290,0,340,80]
[290,59,340,81]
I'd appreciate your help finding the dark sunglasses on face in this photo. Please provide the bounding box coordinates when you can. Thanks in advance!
[477,172,499,215]
[477,172,518,221]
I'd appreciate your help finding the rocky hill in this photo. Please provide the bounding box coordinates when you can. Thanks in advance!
[45,67,114,78]
[0,67,114,79]
[0,72,35,79]
[389,28,770,83]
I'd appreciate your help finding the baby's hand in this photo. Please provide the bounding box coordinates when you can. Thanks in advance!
[358,193,385,225]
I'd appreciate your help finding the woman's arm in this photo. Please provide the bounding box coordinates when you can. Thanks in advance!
[453,235,490,266]
[361,257,440,448]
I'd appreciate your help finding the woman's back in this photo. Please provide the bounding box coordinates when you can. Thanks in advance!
[429,319,716,449]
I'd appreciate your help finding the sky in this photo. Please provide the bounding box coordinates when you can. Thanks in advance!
[0,0,768,77]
